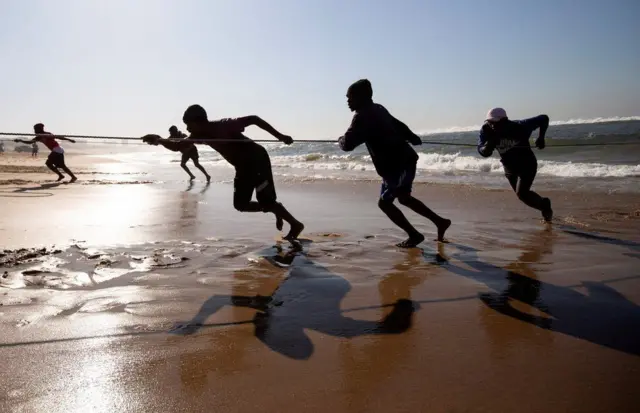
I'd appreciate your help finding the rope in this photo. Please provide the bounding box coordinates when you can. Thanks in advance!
[0,131,638,147]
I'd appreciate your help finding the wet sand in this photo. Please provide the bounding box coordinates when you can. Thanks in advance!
[1,166,640,412]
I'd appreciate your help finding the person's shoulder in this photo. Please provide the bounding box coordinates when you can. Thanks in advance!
[371,103,391,115]
[515,114,549,124]
[356,103,390,120]
[210,118,246,134]
[212,117,235,123]
[210,117,241,126]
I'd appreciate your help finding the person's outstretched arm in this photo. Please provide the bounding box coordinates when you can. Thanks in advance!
[520,115,550,149]
[14,138,37,144]
[234,115,294,144]
[477,124,497,157]
[390,115,422,146]
[142,134,187,151]
[55,135,76,143]
[338,113,368,151]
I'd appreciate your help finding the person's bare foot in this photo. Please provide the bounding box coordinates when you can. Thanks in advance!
[437,219,451,242]
[276,216,284,231]
[284,221,304,240]
[189,176,196,181]
[396,232,425,248]
[56,175,64,182]
[205,175,211,183]
[69,177,78,183]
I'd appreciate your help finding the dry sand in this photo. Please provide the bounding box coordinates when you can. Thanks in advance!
[1,152,639,412]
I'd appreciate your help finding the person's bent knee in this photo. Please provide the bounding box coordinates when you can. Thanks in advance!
[46,160,55,167]
[516,189,529,201]
[259,200,277,213]
[378,197,394,210]
[233,200,250,212]
[397,193,413,206]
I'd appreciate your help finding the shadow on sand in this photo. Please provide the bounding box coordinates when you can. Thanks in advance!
[171,241,419,360]
[13,182,64,192]
[558,224,640,251]
[444,228,640,357]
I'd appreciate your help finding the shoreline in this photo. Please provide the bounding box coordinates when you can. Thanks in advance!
[1,152,639,412]
[1,175,638,250]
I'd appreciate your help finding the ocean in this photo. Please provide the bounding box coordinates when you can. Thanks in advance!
[4,116,640,193]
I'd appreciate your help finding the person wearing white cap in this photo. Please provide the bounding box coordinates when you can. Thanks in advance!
[477,108,553,222]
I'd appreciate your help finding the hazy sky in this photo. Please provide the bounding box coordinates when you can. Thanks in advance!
[1,0,639,139]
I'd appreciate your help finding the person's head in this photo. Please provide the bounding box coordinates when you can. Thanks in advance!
[485,107,508,130]
[168,125,178,135]
[182,104,209,134]
[346,79,373,112]
[33,123,45,133]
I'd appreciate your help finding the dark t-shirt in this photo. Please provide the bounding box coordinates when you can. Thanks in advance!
[477,115,549,164]
[188,118,267,170]
[338,103,422,177]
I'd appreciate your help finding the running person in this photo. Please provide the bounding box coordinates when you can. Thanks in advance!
[14,123,78,182]
[147,105,304,240]
[477,108,553,222]
[338,79,451,247]
[142,125,211,182]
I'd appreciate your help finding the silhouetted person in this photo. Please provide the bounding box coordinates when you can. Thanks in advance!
[143,125,211,182]
[14,123,77,182]
[338,79,451,247]
[477,108,553,222]
[145,105,304,240]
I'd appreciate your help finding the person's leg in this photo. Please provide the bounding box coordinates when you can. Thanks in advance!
[378,178,424,248]
[394,164,451,241]
[45,153,64,181]
[190,151,211,182]
[55,153,77,182]
[516,171,544,210]
[255,162,304,240]
[180,152,196,180]
[516,162,553,221]
[233,172,262,212]
[505,156,552,221]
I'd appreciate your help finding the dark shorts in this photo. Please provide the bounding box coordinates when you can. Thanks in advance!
[380,162,417,201]
[180,146,198,163]
[502,150,537,189]
[47,152,66,167]
[234,155,277,209]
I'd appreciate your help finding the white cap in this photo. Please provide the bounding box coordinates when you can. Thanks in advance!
[486,107,507,121]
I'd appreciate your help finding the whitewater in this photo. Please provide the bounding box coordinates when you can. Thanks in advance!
[19,116,637,193]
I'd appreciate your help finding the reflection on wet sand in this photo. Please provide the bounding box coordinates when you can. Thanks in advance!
[446,228,640,356]
[176,182,211,236]
[174,242,417,369]
[477,229,556,359]
[339,248,440,412]
[178,245,290,396]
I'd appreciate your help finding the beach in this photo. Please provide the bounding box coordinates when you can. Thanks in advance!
[1,144,639,412]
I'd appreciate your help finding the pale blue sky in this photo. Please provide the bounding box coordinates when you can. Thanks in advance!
[1,0,639,139]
